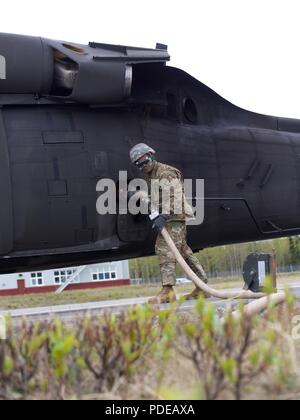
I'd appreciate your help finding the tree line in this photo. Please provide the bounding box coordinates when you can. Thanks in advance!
[129,236,300,280]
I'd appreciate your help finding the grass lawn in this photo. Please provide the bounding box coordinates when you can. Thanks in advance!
[0,272,299,311]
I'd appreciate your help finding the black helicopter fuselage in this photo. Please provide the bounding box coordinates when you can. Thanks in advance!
[1,33,300,274]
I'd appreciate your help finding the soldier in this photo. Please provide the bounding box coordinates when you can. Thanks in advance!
[129,143,208,304]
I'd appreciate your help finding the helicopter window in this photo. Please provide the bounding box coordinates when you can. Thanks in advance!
[183,97,198,124]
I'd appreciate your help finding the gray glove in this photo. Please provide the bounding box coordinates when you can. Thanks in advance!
[152,214,169,232]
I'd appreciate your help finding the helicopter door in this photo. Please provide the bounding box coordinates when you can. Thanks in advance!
[117,214,151,243]
[116,178,151,243]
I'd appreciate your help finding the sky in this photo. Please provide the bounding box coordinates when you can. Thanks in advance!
[1,0,300,118]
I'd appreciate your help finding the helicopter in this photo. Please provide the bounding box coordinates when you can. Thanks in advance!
[0,32,300,274]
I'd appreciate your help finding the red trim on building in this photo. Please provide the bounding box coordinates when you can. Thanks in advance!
[0,279,130,297]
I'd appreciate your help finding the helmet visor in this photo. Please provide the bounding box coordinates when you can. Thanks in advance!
[135,156,152,171]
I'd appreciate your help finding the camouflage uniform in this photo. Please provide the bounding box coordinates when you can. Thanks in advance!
[145,161,207,287]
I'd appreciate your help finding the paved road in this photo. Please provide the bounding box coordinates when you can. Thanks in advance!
[1,283,300,323]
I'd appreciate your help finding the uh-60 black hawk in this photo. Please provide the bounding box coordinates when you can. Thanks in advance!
[0,32,300,275]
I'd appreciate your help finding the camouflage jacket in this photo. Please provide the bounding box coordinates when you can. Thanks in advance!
[144,162,194,223]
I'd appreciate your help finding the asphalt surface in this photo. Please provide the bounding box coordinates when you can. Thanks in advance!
[1,283,300,323]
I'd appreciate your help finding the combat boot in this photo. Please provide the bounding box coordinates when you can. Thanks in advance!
[148,286,176,305]
[184,263,210,300]
[184,286,210,301]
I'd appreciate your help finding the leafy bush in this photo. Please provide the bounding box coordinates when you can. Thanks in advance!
[176,298,295,400]
[77,306,168,392]
[0,297,298,400]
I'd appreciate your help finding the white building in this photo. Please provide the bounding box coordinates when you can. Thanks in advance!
[0,261,130,296]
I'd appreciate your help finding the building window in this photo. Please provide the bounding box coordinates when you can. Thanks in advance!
[31,272,44,287]
[92,265,117,282]
[54,268,79,285]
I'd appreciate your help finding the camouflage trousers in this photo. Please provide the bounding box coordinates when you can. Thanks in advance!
[155,221,207,287]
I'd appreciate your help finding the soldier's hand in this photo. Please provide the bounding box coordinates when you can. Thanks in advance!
[152,214,169,232]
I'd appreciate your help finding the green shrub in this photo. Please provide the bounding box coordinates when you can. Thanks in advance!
[0,299,297,400]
